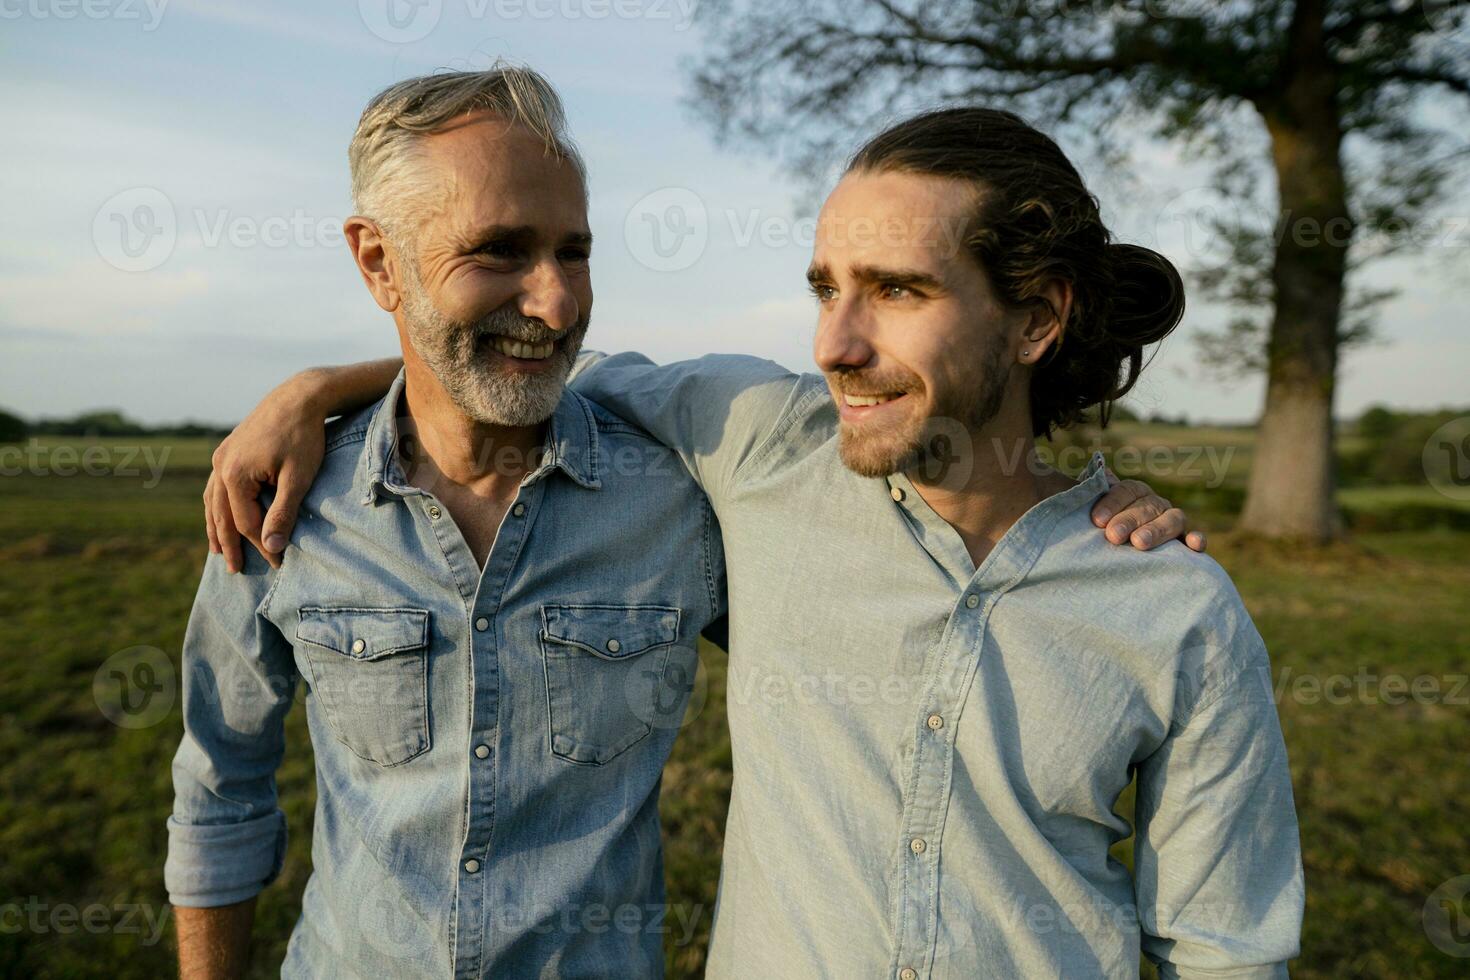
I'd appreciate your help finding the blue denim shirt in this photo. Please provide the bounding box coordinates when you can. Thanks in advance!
[569,353,1305,980]
[165,371,723,978]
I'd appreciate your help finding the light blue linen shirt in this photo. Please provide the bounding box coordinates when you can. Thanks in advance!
[569,352,1305,979]
[165,372,724,978]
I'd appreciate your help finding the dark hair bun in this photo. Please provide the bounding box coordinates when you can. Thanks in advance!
[1105,243,1186,348]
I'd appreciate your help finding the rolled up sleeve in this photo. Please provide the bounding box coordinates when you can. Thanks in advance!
[1134,643,1305,978]
[165,549,297,908]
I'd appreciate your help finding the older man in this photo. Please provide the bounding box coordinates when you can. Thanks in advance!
[166,68,723,978]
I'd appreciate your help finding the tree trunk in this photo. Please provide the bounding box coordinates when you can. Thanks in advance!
[1240,0,1350,541]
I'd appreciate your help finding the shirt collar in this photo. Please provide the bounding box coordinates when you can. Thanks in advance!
[883,450,1113,590]
[359,370,602,505]
[535,386,602,490]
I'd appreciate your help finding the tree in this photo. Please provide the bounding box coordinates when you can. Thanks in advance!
[687,0,1470,540]
[0,409,26,444]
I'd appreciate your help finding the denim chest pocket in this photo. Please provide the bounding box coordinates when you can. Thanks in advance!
[540,604,683,766]
[296,606,431,767]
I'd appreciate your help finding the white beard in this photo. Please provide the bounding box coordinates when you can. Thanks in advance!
[398,262,589,427]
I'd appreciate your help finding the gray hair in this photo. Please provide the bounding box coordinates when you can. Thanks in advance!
[348,62,586,244]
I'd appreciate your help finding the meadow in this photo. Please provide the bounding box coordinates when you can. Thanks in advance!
[1,428,1467,978]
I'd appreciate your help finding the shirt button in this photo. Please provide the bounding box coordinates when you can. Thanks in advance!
[475,617,489,632]
[427,504,442,520]
[890,486,906,502]
[910,837,927,854]
[350,639,366,654]
[964,594,980,609]
[606,638,621,653]
[899,969,918,980]
[512,502,526,517]
[474,744,490,759]
[926,714,944,731]
[464,859,480,873]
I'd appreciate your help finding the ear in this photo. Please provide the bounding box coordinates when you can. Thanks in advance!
[1017,279,1072,366]
[344,216,405,313]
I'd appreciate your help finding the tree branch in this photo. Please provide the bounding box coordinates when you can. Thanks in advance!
[1363,64,1470,96]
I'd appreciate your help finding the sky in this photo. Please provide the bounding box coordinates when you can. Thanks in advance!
[2,0,1467,427]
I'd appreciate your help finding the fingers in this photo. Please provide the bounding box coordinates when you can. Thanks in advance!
[204,472,221,557]
[259,462,309,569]
[1090,478,1147,528]
[219,469,264,561]
[210,473,245,573]
[1109,501,1168,546]
[1092,480,1155,541]
[1130,506,1186,551]
[1093,474,1211,553]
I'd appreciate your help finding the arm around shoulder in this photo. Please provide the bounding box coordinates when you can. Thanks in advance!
[568,351,813,501]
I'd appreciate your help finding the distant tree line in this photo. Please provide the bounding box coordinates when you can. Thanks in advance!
[1341,404,1468,488]
[0,408,229,443]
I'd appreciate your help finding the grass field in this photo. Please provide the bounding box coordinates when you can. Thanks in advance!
[1,436,1467,977]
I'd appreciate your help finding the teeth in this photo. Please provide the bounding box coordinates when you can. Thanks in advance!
[490,337,555,360]
[844,393,898,408]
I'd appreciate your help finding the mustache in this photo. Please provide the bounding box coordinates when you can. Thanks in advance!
[470,307,567,345]
[826,369,923,396]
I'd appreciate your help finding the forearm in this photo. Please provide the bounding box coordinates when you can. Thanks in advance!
[1155,961,1288,979]
[175,898,256,980]
[291,357,401,419]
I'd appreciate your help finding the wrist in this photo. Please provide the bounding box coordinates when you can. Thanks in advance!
[284,366,337,420]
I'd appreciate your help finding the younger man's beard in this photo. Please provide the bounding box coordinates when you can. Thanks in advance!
[399,263,590,427]
[832,333,1011,481]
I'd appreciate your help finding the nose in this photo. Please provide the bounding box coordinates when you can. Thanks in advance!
[518,257,581,333]
[813,297,876,374]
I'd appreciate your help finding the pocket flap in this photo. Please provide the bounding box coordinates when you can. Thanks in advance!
[296,606,430,661]
[541,604,680,660]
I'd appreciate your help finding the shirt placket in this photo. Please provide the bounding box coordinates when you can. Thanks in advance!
[885,473,1020,980]
[890,583,993,980]
[418,478,543,980]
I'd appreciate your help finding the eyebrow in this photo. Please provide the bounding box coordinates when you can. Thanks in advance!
[806,262,943,291]
[466,224,594,249]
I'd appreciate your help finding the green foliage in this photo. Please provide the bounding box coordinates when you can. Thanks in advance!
[1340,406,1470,488]
[1357,404,1402,442]
[44,410,147,437]
[0,408,27,443]
[19,410,231,439]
